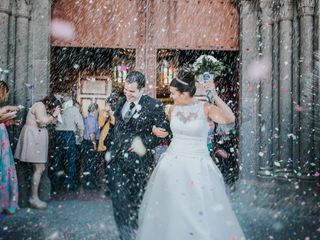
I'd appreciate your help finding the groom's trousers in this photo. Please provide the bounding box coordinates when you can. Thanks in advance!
[107,160,151,240]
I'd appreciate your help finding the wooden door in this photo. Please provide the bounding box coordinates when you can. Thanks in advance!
[77,74,112,116]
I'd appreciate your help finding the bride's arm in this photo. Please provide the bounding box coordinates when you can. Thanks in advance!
[203,82,235,124]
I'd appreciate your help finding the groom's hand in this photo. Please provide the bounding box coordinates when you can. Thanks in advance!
[152,126,169,138]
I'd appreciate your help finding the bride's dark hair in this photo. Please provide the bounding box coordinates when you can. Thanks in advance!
[170,69,196,97]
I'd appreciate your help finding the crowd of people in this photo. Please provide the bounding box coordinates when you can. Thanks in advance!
[0,69,244,240]
[0,81,117,211]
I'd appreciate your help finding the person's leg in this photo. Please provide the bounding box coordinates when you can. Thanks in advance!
[81,140,95,189]
[128,167,149,230]
[110,164,136,240]
[65,132,77,191]
[51,131,64,192]
[29,163,47,208]
[75,144,82,189]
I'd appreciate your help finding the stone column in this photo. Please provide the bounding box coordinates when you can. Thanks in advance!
[271,6,280,176]
[315,0,320,174]
[292,2,301,178]
[276,0,294,178]
[14,0,31,208]
[0,0,11,69]
[29,0,52,104]
[14,0,30,107]
[258,0,274,177]
[239,0,260,179]
[7,2,16,106]
[297,0,315,179]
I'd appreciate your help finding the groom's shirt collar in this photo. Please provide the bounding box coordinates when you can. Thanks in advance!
[121,94,143,118]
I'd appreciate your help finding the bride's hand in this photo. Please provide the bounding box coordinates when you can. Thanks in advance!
[152,126,169,138]
[203,81,218,96]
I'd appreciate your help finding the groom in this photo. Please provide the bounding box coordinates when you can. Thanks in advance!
[105,71,169,240]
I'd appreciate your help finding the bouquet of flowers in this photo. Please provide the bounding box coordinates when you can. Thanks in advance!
[192,55,225,78]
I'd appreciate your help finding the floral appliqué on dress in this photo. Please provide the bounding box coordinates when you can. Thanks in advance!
[175,111,198,124]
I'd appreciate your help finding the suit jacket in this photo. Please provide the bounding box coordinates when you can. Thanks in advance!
[106,94,169,170]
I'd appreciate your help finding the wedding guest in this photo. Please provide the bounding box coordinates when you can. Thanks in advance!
[15,95,61,209]
[51,95,84,192]
[0,81,19,214]
[81,103,100,189]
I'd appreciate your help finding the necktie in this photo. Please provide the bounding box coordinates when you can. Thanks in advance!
[123,102,135,123]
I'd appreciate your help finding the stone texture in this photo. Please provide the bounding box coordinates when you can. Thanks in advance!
[277,0,294,176]
[257,0,274,177]
[28,0,51,103]
[239,0,260,179]
[0,0,10,69]
[297,0,316,178]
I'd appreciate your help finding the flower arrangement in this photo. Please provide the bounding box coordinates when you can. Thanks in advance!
[192,55,225,78]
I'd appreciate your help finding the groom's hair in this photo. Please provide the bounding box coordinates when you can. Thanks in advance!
[125,71,146,89]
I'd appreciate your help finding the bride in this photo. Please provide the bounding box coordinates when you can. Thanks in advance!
[136,70,245,240]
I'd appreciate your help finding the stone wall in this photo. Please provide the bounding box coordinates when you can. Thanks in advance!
[239,0,320,182]
[0,0,52,207]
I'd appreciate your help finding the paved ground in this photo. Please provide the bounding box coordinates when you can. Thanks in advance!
[1,179,319,240]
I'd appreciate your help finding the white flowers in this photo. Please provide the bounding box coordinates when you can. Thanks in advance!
[133,104,142,119]
[132,113,140,119]
[192,55,218,71]
[192,54,224,78]
[135,104,142,112]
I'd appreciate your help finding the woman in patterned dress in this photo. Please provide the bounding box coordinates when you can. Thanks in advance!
[0,81,20,214]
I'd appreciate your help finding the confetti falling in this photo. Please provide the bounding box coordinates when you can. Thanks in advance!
[0,1,319,240]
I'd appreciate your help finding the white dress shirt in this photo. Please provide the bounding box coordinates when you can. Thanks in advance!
[121,94,143,119]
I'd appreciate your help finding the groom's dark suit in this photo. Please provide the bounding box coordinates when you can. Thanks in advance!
[106,94,169,240]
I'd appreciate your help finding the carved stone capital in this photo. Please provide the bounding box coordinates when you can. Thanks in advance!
[240,0,258,16]
[279,0,294,21]
[260,0,274,24]
[15,0,32,18]
[298,0,315,17]
[0,0,11,14]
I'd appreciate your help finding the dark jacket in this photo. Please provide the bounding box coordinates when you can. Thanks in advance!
[105,94,170,170]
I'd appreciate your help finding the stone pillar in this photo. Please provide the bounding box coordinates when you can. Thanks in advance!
[7,2,16,106]
[292,2,301,177]
[0,0,10,69]
[257,0,274,177]
[271,6,280,176]
[315,0,320,174]
[14,0,31,208]
[297,0,315,179]
[239,0,260,179]
[15,0,30,107]
[29,0,52,104]
[276,0,294,178]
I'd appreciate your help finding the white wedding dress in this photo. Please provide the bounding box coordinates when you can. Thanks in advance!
[136,102,245,240]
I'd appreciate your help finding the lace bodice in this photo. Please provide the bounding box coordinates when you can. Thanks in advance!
[169,102,209,155]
